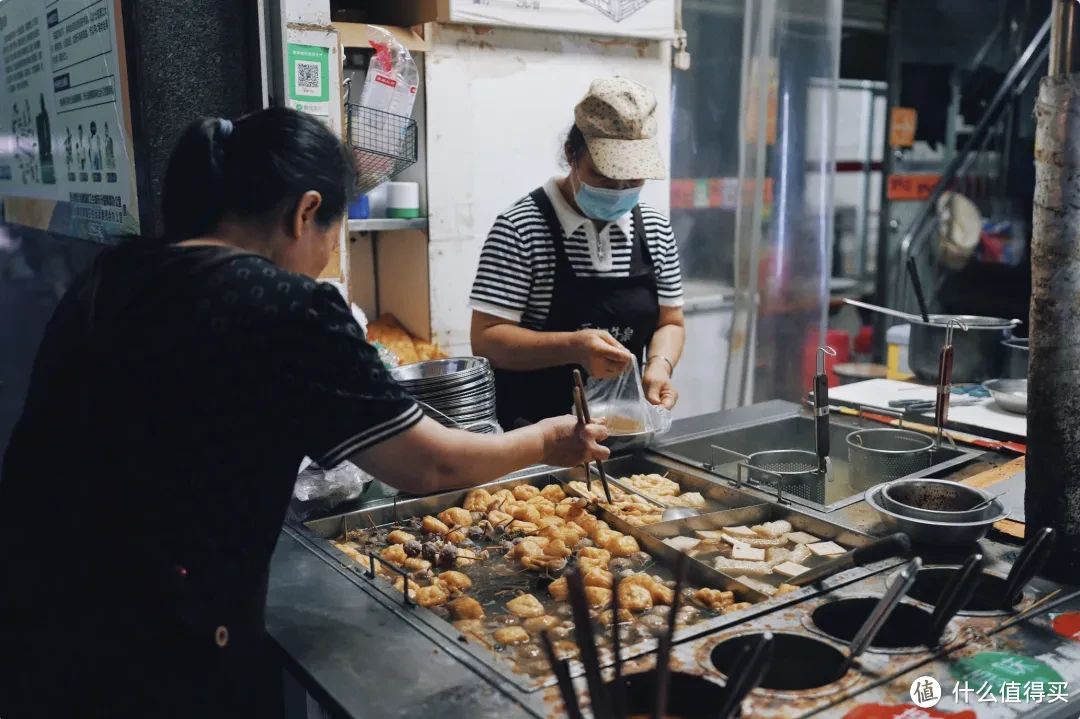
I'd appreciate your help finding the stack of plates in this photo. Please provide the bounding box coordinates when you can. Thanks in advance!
[390,357,498,433]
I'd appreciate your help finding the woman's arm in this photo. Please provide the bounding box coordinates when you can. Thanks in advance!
[471,311,633,379]
[351,415,609,495]
[642,305,685,409]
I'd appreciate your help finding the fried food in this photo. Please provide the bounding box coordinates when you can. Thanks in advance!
[448,596,485,620]
[618,582,654,612]
[415,584,449,607]
[785,531,820,545]
[694,588,735,611]
[713,557,772,575]
[594,528,623,546]
[604,535,640,558]
[752,520,793,539]
[509,520,539,535]
[544,539,573,558]
[506,594,545,618]
[649,583,675,606]
[512,505,542,524]
[807,541,846,557]
[387,530,416,545]
[521,555,567,572]
[734,575,777,597]
[548,577,569,601]
[766,544,812,566]
[578,547,611,562]
[776,583,800,596]
[438,507,472,528]
[404,557,432,574]
[448,529,469,543]
[508,540,545,560]
[463,488,492,513]
[584,567,615,589]
[522,615,561,634]
[578,557,609,574]
[584,587,613,609]
[731,544,766,561]
[494,626,530,645]
[513,485,540,501]
[722,602,753,615]
[422,516,450,535]
[488,510,513,527]
[662,536,701,552]
[541,484,566,503]
[393,577,417,600]
[381,544,408,566]
[773,561,809,578]
[721,532,787,548]
[439,571,473,591]
[453,618,486,634]
[598,608,635,625]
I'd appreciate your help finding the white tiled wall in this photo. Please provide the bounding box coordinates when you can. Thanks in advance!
[424,23,672,351]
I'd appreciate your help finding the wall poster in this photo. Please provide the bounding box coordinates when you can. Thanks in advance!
[0,0,139,241]
[448,0,675,39]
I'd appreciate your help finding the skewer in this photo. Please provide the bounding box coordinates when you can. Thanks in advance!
[610,576,626,719]
[566,570,613,719]
[540,631,585,719]
[715,633,774,719]
[654,554,687,719]
[573,369,613,505]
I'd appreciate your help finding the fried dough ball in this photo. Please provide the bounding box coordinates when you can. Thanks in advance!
[404,557,432,574]
[380,544,408,566]
[522,615,561,634]
[650,584,675,606]
[387,530,416,545]
[531,500,556,517]
[541,484,567,503]
[584,587,613,609]
[494,626,531,645]
[776,583,800,596]
[584,567,615,589]
[598,608,635,625]
[578,547,612,562]
[694,588,735,611]
[506,593,546,618]
[446,529,468,544]
[438,507,472,528]
[416,584,449,608]
[463,488,492,513]
[508,540,545,560]
[512,505,542,524]
[552,640,579,660]
[618,582,654,612]
[548,577,570,601]
[448,596,484,620]
[392,577,417,600]
[439,571,473,592]
[422,516,450,535]
[509,520,539,535]
[453,618,485,634]
[579,557,609,574]
[537,516,564,530]
[594,528,623,546]
[513,485,540,501]
[544,539,573,558]
[488,510,513,527]
[605,535,641,558]
[521,555,567,572]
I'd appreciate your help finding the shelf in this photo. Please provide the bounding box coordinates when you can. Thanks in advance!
[348,218,428,233]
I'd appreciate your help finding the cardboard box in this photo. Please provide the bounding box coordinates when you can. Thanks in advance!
[334,22,429,52]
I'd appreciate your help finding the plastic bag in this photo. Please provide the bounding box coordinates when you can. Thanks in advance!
[576,356,672,437]
[288,459,374,522]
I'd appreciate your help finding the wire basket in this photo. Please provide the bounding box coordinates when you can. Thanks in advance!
[742,449,826,504]
[346,103,418,195]
[846,428,934,490]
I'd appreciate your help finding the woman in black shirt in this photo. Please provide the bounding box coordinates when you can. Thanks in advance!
[0,108,608,719]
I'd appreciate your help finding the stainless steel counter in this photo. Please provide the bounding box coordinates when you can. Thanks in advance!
[266,400,1071,719]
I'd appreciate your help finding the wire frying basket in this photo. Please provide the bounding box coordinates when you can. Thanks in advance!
[707,446,826,504]
[345,103,418,195]
[847,428,934,489]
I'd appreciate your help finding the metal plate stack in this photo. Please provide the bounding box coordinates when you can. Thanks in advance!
[390,357,499,433]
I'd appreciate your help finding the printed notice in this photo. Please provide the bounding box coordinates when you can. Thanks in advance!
[0,0,138,239]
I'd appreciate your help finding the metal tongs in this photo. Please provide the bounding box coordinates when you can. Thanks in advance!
[926,552,984,645]
[814,346,837,479]
[998,526,1056,610]
[934,319,967,451]
[540,556,689,719]
[573,368,613,504]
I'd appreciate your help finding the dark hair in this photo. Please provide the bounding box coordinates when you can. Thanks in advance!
[163,107,356,242]
[564,124,588,166]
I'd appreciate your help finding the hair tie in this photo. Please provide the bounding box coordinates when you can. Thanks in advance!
[217,118,233,138]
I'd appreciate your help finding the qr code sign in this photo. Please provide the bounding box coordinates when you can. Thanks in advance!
[295,61,321,96]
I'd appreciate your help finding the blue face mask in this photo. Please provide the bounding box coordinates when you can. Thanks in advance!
[573,171,642,222]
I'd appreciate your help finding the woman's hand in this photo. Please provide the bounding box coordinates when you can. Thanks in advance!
[572,329,634,379]
[537,415,610,467]
[643,360,678,410]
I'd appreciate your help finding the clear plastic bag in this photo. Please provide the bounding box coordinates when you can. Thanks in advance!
[577,356,672,437]
[288,459,374,522]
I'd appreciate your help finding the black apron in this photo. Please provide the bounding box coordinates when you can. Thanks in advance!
[494,188,660,428]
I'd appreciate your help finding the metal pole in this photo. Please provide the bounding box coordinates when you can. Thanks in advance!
[1028,0,1080,582]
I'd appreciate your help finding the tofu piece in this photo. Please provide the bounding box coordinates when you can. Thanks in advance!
[773,561,810,578]
[618,582,654,612]
[766,544,812,566]
[494,626,531,645]
[662,536,701,552]
[513,484,540,501]
[541,484,567,503]
[439,571,473,591]
[807,541,847,557]
[544,539,573,558]
[512,505,542,525]
[447,596,484,620]
[584,586,613,609]
[506,593,545,617]
[752,520,793,539]
[734,575,777,597]
[438,507,472,528]
[694,530,727,541]
[548,576,569,601]
[415,584,449,607]
[387,530,416,545]
[604,534,640,557]
[584,567,615,589]
[463,488,492,513]
[487,510,513,527]
[522,615,561,634]
[730,544,766,562]
[380,544,408,566]
[721,532,787,548]
[578,547,611,562]
[693,588,735,611]
[714,557,772,575]
[404,557,432,574]
[784,531,820,545]
[723,526,758,538]
[422,516,450,535]
[509,520,539,535]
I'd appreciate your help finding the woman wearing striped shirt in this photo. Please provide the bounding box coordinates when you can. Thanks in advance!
[470,78,686,429]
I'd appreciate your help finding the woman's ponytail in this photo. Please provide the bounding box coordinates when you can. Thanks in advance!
[162,118,232,242]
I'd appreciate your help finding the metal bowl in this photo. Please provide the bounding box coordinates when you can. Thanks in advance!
[1001,338,1028,379]
[390,357,490,385]
[880,478,998,522]
[864,485,1009,546]
[983,378,1027,415]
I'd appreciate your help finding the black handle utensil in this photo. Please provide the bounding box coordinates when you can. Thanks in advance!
[715,632,774,719]
[927,552,985,644]
[788,533,912,588]
[573,370,613,504]
[841,557,922,674]
[653,554,687,719]
[814,346,837,476]
[999,527,1056,610]
[566,569,612,719]
[539,632,584,719]
[907,257,931,323]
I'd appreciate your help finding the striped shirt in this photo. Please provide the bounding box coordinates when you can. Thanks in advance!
[469,178,684,330]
